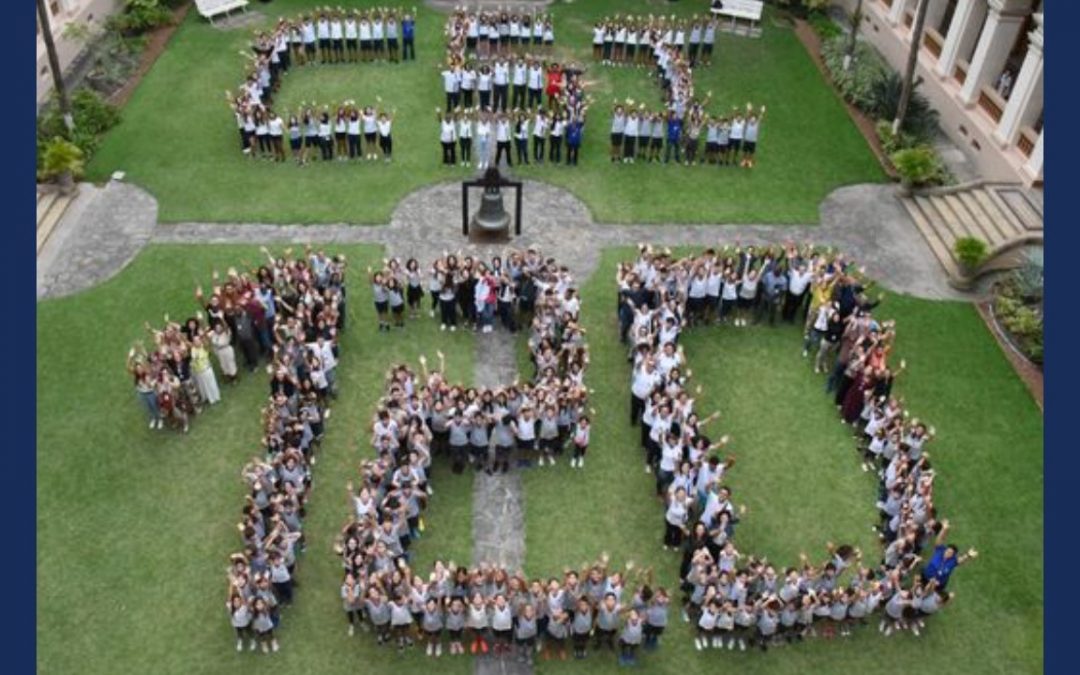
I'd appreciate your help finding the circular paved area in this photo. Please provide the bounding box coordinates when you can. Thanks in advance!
[38,178,966,301]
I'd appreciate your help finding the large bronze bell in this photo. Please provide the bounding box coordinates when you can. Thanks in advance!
[470,169,511,236]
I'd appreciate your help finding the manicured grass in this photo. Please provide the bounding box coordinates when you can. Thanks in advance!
[521,248,1042,675]
[37,248,1042,674]
[36,245,476,675]
[85,0,882,224]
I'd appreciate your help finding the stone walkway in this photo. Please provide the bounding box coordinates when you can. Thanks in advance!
[37,181,158,300]
[38,178,968,301]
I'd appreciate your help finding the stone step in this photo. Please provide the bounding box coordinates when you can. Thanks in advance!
[943,193,1004,248]
[972,188,1025,240]
[902,196,962,279]
[957,190,1011,244]
[993,186,1043,231]
[921,195,966,247]
[36,192,73,255]
[36,191,58,228]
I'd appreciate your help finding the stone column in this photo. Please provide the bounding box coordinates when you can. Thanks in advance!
[958,0,1031,107]
[888,0,914,26]
[993,13,1042,146]
[1022,127,1042,182]
[924,0,951,33]
[935,0,988,79]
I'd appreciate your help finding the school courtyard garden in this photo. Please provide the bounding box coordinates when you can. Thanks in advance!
[37,2,1041,675]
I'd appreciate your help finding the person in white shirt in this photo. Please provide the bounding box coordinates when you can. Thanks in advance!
[532,110,548,164]
[460,64,477,110]
[511,58,527,110]
[329,12,344,63]
[526,60,544,109]
[441,66,461,112]
[475,111,493,170]
[494,113,512,167]
[377,110,394,162]
[316,12,331,64]
[457,110,474,167]
[548,112,565,164]
[493,59,510,112]
[438,111,457,165]
[344,12,358,62]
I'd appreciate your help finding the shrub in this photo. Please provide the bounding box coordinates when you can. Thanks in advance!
[876,120,919,154]
[953,236,988,271]
[39,137,85,181]
[1011,249,1044,302]
[808,12,842,40]
[865,71,940,141]
[36,88,121,172]
[820,37,889,112]
[891,146,937,184]
[82,29,145,97]
[107,0,173,35]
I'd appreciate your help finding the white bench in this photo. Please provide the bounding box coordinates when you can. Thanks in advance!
[195,0,249,24]
[711,0,764,36]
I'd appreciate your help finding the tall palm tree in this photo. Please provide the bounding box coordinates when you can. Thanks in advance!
[893,0,930,135]
[36,0,74,133]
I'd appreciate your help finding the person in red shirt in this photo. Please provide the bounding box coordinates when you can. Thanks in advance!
[545,63,564,109]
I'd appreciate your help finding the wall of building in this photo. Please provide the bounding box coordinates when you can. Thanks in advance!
[832,0,1042,185]
[36,0,122,107]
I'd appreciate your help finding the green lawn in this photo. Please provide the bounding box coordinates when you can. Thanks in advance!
[38,245,1042,674]
[85,0,882,224]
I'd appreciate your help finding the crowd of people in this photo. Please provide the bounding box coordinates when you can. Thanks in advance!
[437,6,590,168]
[600,13,765,168]
[210,246,348,654]
[616,243,978,650]
[443,6,556,63]
[226,8,414,160]
[331,553,669,665]
[592,13,721,68]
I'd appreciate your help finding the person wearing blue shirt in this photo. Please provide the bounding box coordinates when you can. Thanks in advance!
[920,520,978,590]
[401,13,416,61]
[664,112,683,164]
[566,117,584,166]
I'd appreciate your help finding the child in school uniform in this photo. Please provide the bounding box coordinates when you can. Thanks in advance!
[457,109,474,167]
[618,609,644,666]
[371,270,390,331]
[610,105,626,163]
[570,415,589,468]
[514,112,531,165]
[439,112,457,166]
[532,109,548,164]
[446,597,467,654]
[377,109,394,162]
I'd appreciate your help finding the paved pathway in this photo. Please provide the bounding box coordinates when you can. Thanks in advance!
[37,178,968,301]
[471,330,531,675]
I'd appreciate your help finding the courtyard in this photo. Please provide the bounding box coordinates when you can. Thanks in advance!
[36,2,1043,675]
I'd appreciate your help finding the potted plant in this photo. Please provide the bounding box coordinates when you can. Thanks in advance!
[39,137,85,195]
[953,236,988,280]
[890,146,937,196]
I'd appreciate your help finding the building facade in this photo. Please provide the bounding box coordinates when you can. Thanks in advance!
[838,0,1043,186]
[36,0,121,108]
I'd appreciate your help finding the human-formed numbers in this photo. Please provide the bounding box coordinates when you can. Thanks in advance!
[213,247,348,654]
[225,8,413,162]
[327,243,972,665]
[619,243,973,649]
[598,12,766,168]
